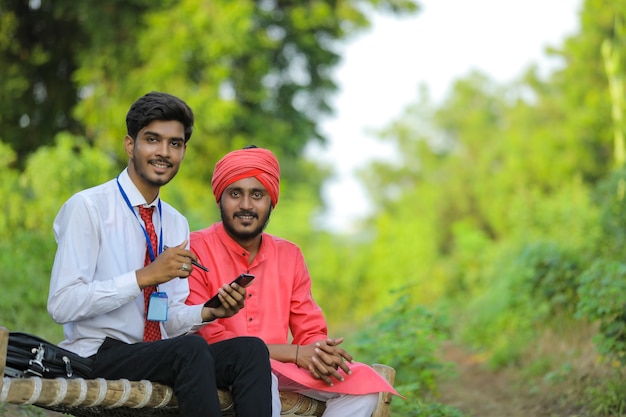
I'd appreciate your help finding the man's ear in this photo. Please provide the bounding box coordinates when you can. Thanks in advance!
[124,135,135,158]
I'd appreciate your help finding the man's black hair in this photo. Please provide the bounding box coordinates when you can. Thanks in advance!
[126,91,194,142]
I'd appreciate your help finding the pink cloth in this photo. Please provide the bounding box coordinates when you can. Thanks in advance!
[270,360,395,395]
[187,223,398,396]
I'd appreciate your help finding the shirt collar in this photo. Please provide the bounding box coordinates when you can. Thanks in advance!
[118,168,160,208]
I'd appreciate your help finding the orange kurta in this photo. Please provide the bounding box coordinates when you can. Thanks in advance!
[187,223,398,396]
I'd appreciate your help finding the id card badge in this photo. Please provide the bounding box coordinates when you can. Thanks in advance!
[147,292,168,322]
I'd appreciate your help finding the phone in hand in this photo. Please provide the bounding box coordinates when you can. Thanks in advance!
[204,274,255,308]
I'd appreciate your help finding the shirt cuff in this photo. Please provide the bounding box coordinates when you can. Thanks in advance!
[116,271,143,298]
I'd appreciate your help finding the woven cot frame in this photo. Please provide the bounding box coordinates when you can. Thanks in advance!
[0,327,395,416]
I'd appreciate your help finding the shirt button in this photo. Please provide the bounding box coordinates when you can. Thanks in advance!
[248,317,253,322]
[248,293,252,298]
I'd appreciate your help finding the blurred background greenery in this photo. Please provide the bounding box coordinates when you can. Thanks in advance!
[3,0,626,415]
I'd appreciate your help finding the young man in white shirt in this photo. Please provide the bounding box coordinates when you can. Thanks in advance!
[48,91,273,417]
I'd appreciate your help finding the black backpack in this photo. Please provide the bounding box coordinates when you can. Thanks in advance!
[5,332,93,379]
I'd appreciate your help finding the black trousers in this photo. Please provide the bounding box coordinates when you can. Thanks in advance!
[91,334,272,417]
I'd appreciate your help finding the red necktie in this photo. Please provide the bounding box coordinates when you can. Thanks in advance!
[138,206,162,342]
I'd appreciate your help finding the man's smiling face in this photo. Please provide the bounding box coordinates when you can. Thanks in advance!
[125,119,186,200]
[220,176,272,244]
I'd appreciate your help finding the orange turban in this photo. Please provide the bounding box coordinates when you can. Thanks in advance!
[212,147,281,207]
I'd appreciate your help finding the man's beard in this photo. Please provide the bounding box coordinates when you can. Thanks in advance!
[220,204,271,241]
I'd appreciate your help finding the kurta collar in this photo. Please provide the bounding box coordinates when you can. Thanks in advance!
[215,222,268,266]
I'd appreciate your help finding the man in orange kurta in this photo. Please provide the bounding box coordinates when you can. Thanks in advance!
[186,146,398,417]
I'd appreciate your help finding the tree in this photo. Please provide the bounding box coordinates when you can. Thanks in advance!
[0,0,418,175]
[0,0,88,165]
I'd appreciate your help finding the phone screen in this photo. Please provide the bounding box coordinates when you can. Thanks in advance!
[204,274,255,308]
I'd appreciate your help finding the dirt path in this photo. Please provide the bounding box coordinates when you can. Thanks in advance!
[436,343,591,417]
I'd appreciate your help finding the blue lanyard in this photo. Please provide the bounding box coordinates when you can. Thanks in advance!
[116,174,163,262]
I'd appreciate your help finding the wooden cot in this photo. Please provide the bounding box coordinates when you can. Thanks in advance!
[0,327,396,416]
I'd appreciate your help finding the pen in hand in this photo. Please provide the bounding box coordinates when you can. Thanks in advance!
[162,245,209,272]
[190,260,209,272]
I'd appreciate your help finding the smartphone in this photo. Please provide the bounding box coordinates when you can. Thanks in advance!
[204,274,255,308]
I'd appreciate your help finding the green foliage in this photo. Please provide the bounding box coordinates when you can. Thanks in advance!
[541,0,619,183]
[585,372,626,417]
[0,135,114,340]
[0,0,418,185]
[577,259,626,364]
[348,293,464,416]
[513,242,583,315]
[592,166,626,259]
[0,404,48,416]
[402,401,467,417]
[349,1,618,384]
[0,230,61,341]
[0,140,21,238]
[458,273,538,367]
[350,293,452,393]
[352,194,445,314]
[601,9,626,168]
[0,0,88,165]
[453,240,587,368]
[20,133,117,232]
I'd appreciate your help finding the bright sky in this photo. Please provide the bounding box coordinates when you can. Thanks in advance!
[310,0,583,231]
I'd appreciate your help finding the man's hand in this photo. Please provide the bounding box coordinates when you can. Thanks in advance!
[136,241,197,288]
[201,283,246,322]
[298,337,353,386]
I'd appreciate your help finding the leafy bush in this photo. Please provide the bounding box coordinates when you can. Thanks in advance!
[577,259,626,364]
[351,293,452,390]
[0,230,62,341]
[585,373,626,417]
[592,167,626,259]
[348,292,459,415]
[457,241,585,368]
[514,241,583,314]
[0,135,117,341]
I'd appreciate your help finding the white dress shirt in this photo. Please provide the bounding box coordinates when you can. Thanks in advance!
[48,169,204,357]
